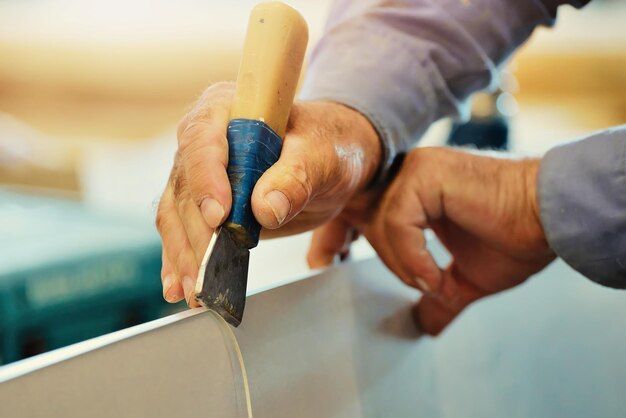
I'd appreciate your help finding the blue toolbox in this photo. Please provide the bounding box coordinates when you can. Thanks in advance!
[0,190,182,364]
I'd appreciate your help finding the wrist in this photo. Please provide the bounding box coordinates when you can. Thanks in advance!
[330,102,382,192]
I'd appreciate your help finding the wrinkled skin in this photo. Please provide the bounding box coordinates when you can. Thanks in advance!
[157,81,555,336]
[156,82,381,305]
[308,147,556,336]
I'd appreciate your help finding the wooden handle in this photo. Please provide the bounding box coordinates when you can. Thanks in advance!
[229,2,308,139]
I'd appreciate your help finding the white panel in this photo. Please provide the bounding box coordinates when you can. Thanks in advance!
[2,249,626,418]
[0,311,251,418]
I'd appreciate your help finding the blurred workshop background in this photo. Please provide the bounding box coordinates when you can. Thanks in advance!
[1,0,625,364]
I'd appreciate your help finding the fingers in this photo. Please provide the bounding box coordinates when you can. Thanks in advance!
[161,83,235,307]
[170,156,215,266]
[178,121,231,228]
[156,184,201,307]
[172,168,214,309]
[360,150,462,300]
[386,188,459,300]
[307,218,354,269]
[176,195,214,266]
[413,263,485,336]
[384,216,442,293]
[176,84,233,228]
[161,246,184,303]
[365,222,433,292]
[363,182,451,298]
[251,135,314,229]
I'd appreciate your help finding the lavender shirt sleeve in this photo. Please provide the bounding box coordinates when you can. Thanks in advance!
[300,0,589,180]
[300,0,626,285]
[539,127,626,288]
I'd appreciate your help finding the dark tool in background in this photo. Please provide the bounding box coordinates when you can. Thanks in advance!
[195,2,308,326]
[447,66,520,151]
[0,191,172,364]
[447,90,511,150]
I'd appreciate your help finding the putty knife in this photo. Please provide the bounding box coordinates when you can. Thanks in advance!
[195,2,308,326]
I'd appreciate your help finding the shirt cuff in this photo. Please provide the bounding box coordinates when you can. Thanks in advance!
[538,128,626,288]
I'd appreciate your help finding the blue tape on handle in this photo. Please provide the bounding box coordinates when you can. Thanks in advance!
[225,118,282,248]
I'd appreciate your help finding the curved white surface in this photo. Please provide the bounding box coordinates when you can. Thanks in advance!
[2,246,626,417]
[0,310,251,418]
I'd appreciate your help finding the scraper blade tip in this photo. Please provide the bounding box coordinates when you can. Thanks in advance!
[195,228,249,327]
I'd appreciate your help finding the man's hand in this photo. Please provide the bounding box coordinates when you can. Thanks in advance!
[308,147,556,335]
[156,82,381,305]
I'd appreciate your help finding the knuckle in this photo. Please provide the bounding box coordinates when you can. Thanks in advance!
[403,149,424,171]
[404,147,446,177]
[189,83,234,121]
[177,122,204,153]
[405,148,442,175]
[178,82,234,142]
[286,161,313,199]
[170,169,188,202]
[178,123,226,161]
[383,213,404,234]
[176,114,191,139]
[168,153,182,182]
[405,147,421,162]
[155,210,169,234]
[414,210,428,227]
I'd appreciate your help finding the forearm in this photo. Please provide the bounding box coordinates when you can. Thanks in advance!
[300,0,590,181]
[538,126,626,288]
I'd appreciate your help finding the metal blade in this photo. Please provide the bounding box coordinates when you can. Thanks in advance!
[195,227,249,327]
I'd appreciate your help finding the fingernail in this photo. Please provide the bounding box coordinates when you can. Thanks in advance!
[415,277,431,293]
[163,275,183,303]
[182,276,195,305]
[165,287,183,303]
[162,274,174,300]
[201,198,225,228]
[264,190,291,225]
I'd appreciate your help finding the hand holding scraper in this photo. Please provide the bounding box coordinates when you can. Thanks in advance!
[195,2,308,326]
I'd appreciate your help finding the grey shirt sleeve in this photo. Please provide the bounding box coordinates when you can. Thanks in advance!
[300,0,589,182]
[539,126,626,288]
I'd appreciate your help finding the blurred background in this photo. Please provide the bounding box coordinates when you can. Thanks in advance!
[1,0,624,364]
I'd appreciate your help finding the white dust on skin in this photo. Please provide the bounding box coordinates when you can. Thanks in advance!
[334,143,365,192]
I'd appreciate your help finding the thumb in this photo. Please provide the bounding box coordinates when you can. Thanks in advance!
[251,137,315,229]
[307,218,353,269]
[413,263,485,336]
